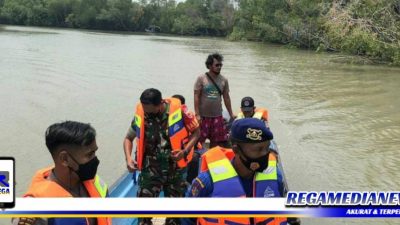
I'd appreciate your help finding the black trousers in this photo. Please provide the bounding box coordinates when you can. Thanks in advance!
[186,151,200,184]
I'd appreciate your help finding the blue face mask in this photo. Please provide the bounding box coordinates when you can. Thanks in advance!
[237,145,269,172]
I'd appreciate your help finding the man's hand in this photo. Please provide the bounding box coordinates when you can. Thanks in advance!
[287,217,301,225]
[171,150,185,161]
[17,217,37,225]
[126,158,138,173]
[195,114,202,124]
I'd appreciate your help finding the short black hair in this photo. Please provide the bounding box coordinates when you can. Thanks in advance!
[205,53,224,69]
[45,121,96,155]
[172,94,185,104]
[140,88,162,105]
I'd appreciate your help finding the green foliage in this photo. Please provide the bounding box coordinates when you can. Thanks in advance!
[169,0,234,36]
[0,0,51,25]
[322,0,400,65]
[47,0,76,26]
[228,26,246,41]
[233,0,400,65]
[0,0,399,65]
[171,14,197,35]
[96,0,142,30]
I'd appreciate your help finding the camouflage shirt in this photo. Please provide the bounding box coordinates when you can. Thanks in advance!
[130,102,199,174]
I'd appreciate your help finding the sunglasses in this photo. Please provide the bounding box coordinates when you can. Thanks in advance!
[214,63,223,67]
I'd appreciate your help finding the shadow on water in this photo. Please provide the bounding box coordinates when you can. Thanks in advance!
[0,25,59,35]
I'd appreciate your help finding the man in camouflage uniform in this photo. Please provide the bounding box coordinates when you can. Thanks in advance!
[123,88,200,225]
[137,107,188,198]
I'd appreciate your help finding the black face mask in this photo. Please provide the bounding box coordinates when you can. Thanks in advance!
[146,111,161,119]
[237,145,269,172]
[68,154,99,181]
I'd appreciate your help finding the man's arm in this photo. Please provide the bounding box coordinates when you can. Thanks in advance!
[222,79,235,119]
[184,127,200,154]
[194,90,201,122]
[172,128,200,162]
[187,172,213,197]
[223,91,235,120]
[183,109,201,154]
[123,126,137,172]
[12,217,47,225]
[193,76,203,122]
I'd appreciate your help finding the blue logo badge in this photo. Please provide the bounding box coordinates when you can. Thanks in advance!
[0,171,9,188]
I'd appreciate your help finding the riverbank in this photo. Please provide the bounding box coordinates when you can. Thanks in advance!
[0,23,396,68]
[1,0,399,66]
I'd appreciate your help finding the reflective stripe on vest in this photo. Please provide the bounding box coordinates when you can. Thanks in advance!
[253,153,280,198]
[255,157,277,182]
[208,158,237,182]
[253,111,264,120]
[237,112,245,119]
[86,175,108,198]
[205,148,246,197]
[203,147,280,198]
[25,167,112,225]
[168,102,192,168]
[134,98,193,170]
[237,108,269,121]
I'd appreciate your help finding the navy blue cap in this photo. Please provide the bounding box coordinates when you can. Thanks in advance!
[230,118,273,142]
[241,97,255,112]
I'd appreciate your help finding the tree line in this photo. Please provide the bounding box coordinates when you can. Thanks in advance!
[0,0,399,65]
[0,0,235,36]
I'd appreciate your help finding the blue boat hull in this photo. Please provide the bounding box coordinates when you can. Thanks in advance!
[109,172,138,225]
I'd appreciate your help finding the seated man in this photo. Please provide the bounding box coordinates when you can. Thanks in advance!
[13,121,111,225]
[237,96,280,153]
[187,118,300,225]
[237,96,269,128]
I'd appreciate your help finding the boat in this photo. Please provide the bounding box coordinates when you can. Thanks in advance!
[109,171,138,198]
[145,25,161,33]
[108,140,290,225]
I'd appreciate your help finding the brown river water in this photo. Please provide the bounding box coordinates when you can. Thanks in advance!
[1,25,400,225]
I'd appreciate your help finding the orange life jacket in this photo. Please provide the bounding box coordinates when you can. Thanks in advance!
[181,104,203,150]
[134,98,194,170]
[24,167,111,225]
[238,108,269,121]
[198,147,286,225]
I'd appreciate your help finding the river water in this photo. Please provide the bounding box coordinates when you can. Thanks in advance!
[1,25,399,224]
